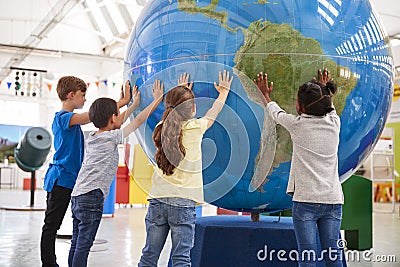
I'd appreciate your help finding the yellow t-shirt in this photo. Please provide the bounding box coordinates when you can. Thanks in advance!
[149,118,208,203]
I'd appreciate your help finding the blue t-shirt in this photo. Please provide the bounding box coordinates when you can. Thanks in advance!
[43,110,84,192]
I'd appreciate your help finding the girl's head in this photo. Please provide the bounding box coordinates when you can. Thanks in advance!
[296,80,337,116]
[153,85,195,175]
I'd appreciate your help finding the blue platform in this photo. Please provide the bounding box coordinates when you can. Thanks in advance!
[191,215,346,267]
[103,177,116,216]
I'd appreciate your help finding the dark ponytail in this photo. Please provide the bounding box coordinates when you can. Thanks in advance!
[153,86,195,175]
[297,80,337,116]
[325,81,337,95]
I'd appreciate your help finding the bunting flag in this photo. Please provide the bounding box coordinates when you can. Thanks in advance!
[7,82,11,89]
[103,80,108,86]
[47,84,52,91]
[0,80,2,86]
[95,81,100,87]
[87,82,91,88]
[112,82,116,88]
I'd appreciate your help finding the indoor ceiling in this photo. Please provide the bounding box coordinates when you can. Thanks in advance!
[0,0,400,89]
[0,0,147,84]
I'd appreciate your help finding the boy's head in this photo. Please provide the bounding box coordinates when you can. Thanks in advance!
[89,97,122,129]
[296,80,337,116]
[56,76,87,101]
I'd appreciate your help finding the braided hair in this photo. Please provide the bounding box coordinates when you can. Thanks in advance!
[153,86,195,175]
[297,80,337,116]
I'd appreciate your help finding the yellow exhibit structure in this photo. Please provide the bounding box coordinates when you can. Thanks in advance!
[129,144,154,204]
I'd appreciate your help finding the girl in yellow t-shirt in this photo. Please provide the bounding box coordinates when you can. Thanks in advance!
[138,71,233,267]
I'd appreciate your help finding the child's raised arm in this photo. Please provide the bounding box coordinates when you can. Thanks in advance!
[121,83,140,123]
[203,70,233,129]
[117,80,132,108]
[69,112,90,126]
[254,72,273,105]
[123,80,164,138]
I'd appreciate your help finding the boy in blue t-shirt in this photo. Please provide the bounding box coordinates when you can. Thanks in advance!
[40,76,130,267]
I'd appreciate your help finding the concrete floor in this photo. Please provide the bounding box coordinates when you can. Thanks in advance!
[0,189,399,267]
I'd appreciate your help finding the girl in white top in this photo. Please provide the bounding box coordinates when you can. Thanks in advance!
[255,69,344,267]
[139,71,233,267]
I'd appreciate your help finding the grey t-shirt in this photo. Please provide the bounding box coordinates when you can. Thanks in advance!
[267,101,344,204]
[72,129,123,198]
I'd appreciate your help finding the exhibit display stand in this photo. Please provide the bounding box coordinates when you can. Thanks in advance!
[1,127,51,211]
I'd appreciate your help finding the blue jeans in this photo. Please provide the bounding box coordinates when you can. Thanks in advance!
[292,201,344,267]
[138,198,196,267]
[68,189,104,267]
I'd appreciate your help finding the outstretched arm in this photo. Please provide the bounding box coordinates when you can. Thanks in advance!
[203,70,233,129]
[121,84,140,123]
[69,112,91,126]
[254,72,273,105]
[117,80,132,108]
[123,80,164,138]
[178,72,193,90]
[313,68,331,86]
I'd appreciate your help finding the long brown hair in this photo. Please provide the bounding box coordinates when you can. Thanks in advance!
[153,86,195,175]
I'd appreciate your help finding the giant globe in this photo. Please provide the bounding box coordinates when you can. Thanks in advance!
[124,0,393,212]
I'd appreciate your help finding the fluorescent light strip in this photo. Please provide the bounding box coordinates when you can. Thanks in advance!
[105,0,127,34]
[363,26,372,46]
[86,0,114,42]
[370,13,384,42]
[366,22,377,44]
[355,33,363,50]
[317,7,334,26]
[351,36,358,51]
[318,0,339,17]
[347,40,354,53]
[368,18,380,43]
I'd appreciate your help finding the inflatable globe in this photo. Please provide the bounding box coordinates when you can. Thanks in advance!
[124,0,393,212]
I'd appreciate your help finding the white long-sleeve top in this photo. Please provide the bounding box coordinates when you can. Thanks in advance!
[266,101,344,204]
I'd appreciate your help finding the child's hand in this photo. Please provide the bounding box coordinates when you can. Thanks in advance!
[254,72,273,103]
[214,70,233,94]
[131,85,140,108]
[152,80,164,101]
[120,80,132,105]
[314,68,331,85]
[178,73,193,90]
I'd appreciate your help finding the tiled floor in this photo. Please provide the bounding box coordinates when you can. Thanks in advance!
[0,189,399,267]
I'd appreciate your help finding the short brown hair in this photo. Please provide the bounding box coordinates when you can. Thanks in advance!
[56,76,87,101]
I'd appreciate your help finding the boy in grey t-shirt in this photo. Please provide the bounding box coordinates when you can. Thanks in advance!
[68,80,163,267]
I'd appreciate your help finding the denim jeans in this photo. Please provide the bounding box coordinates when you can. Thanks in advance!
[292,201,343,267]
[41,184,72,267]
[138,198,196,267]
[68,189,104,267]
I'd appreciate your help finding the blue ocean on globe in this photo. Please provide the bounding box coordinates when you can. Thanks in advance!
[124,0,393,212]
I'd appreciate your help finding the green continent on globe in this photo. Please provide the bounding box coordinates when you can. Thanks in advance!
[176,2,357,190]
[177,0,237,32]
[234,20,356,189]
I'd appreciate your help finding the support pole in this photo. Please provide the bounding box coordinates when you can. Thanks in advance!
[30,171,35,207]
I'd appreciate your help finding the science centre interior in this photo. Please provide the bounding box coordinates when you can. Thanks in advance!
[0,0,399,266]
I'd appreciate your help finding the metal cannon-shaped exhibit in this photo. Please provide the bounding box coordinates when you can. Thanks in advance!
[15,127,51,207]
